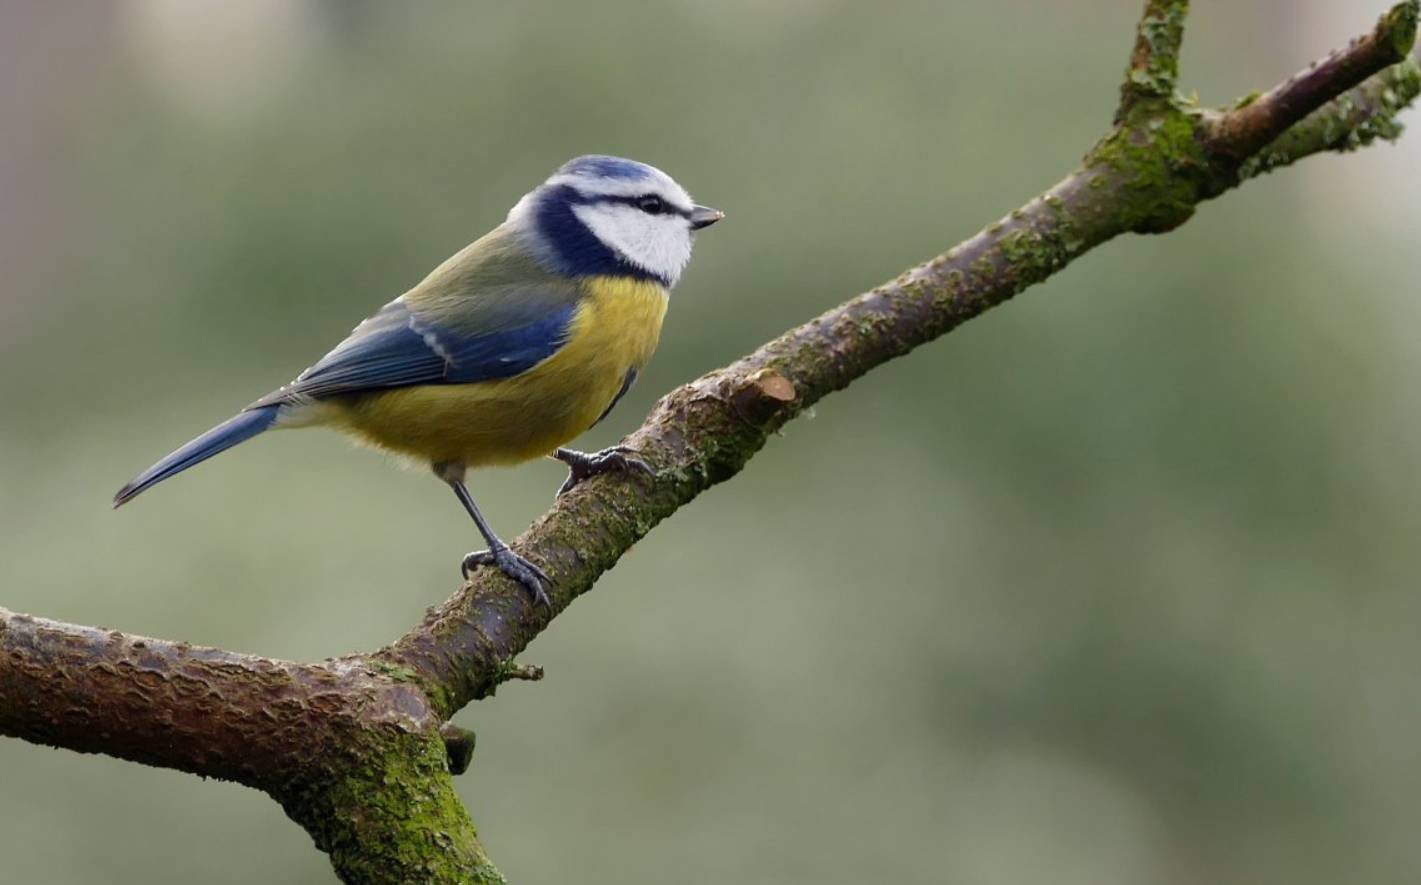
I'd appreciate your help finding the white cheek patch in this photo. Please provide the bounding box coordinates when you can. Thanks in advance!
[572,203,693,287]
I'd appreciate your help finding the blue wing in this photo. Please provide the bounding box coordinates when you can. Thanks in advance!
[252,298,576,406]
[247,224,587,408]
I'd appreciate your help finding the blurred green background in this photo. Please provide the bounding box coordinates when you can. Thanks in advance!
[3,1,1420,883]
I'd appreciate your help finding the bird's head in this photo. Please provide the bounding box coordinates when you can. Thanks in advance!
[509,155,723,289]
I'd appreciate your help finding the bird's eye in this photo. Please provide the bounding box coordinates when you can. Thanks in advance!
[636,196,665,215]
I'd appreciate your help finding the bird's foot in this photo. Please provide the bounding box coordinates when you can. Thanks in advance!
[461,545,552,610]
[552,445,653,497]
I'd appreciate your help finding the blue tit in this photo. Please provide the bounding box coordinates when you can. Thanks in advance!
[114,155,723,608]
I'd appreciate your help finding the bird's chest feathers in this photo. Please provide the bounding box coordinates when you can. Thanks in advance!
[470,275,668,458]
[550,275,668,385]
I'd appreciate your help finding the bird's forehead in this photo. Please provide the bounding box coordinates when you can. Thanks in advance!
[557,154,655,180]
[545,155,689,204]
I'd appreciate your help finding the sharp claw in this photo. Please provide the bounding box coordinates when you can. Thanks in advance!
[461,549,492,580]
[553,446,655,498]
[460,547,552,610]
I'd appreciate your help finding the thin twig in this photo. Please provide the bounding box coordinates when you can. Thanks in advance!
[1239,53,1421,179]
[1205,1,1418,158]
[1120,0,1191,113]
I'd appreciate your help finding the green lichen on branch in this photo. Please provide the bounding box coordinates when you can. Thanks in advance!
[1205,1,1419,159]
[1239,56,1421,179]
[281,727,503,885]
[1087,102,1214,233]
[1383,0,1420,58]
[1120,0,1190,111]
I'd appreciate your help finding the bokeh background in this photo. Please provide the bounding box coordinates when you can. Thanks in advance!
[2,1,1419,883]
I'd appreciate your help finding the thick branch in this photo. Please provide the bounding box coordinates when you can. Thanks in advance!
[0,608,500,885]
[0,607,379,783]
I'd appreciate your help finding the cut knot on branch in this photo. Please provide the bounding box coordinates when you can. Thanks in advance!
[726,369,797,425]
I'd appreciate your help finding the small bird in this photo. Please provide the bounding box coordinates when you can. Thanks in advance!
[114,155,722,608]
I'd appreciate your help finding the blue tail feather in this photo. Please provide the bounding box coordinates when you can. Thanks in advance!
[113,406,280,507]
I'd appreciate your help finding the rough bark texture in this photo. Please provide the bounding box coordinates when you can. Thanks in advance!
[0,610,500,882]
[2,3,1418,883]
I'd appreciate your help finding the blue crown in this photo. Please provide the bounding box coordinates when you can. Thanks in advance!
[558,155,655,181]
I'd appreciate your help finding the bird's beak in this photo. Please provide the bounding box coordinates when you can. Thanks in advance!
[690,205,725,230]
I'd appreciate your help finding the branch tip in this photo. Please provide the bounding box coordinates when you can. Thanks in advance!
[1206,2,1420,159]
[1120,0,1190,112]
[1383,1,1419,58]
[490,661,544,688]
[1238,55,1420,179]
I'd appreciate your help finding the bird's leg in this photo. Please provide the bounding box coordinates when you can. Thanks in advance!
[435,461,551,609]
[453,485,552,609]
[551,445,654,497]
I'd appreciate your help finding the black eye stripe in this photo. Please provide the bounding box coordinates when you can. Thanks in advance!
[592,194,691,218]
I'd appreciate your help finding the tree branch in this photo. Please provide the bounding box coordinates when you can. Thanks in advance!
[1204,2,1418,159]
[0,607,502,884]
[1238,54,1421,179]
[0,607,403,782]
[380,1,1421,718]
[1120,0,1190,113]
[4,3,1418,882]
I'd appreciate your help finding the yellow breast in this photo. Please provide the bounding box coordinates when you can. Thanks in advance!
[333,276,668,467]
